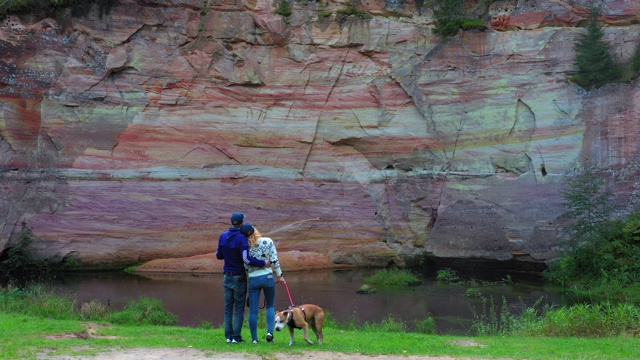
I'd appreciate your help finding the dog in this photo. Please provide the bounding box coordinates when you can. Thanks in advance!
[274,304,324,346]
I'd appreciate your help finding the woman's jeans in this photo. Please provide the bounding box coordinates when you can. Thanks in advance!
[248,273,276,341]
[223,273,247,341]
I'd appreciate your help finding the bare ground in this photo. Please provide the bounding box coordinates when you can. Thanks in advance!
[39,324,513,360]
[41,347,514,360]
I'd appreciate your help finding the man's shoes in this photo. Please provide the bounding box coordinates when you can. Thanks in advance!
[266,333,274,342]
[226,338,231,343]
[231,338,245,344]
[252,340,259,344]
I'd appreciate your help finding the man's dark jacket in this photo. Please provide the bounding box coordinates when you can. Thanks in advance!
[216,226,264,274]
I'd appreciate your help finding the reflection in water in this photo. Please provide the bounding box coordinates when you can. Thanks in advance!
[49,269,568,335]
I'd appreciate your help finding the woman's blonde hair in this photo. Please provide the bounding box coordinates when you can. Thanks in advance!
[248,227,262,247]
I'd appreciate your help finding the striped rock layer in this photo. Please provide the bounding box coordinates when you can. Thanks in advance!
[1,0,640,271]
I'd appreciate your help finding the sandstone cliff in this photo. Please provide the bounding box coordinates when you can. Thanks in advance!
[1,0,640,272]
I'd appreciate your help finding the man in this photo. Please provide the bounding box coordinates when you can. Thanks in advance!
[216,212,270,343]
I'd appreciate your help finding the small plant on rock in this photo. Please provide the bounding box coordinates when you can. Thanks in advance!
[275,0,292,17]
[436,268,462,284]
[364,268,421,286]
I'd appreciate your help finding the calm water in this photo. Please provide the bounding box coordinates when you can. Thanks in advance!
[48,269,569,335]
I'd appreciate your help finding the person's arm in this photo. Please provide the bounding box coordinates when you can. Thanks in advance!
[215,234,224,260]
[269,240,284,280]
[241,237,266,267]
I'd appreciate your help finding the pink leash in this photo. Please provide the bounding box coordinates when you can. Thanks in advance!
[278,280,295,307]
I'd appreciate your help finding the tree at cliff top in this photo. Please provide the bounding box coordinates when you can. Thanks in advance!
[0,0,118,18]
[572,7,622,89]
[433,0,486,38]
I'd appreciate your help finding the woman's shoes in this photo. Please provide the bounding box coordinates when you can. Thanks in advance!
[266,333,274,342]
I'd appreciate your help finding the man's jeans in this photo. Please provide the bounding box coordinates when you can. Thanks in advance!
[223,274,247,341]
[248,273,276,341]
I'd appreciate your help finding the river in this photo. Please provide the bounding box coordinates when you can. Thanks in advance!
[47,268,569,335]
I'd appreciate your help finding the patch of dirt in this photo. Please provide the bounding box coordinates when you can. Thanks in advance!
[44,323,119,341]
[445,340,487,347]
[39,323,513,359]
[40,348,515,360]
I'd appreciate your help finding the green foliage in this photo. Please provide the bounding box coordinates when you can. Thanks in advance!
[631,43,640,75]
[0,284,77,319]
[433,0,486,37]
[1,221,79,276]
[0,284,25,311]
[436,268,461,284]
[80,299,110,320]
[336,2,367,18]
[414,316,438,334]
[0,0,118,19]
[318,10,332,18]
[2,221,39,275]
[356,284,377,294]
[0,284,179,327]
[620,41,640,83]
[470,295,518,335]
[275,0,292,17]
[198,320,214,329]
[559,166,614,242]
[109,297,178,326]
[571,8,622,88]
[362,315,406,332]
[534,302,640,337]
[364,268,421,286]
[545,166,640,301]
[465,287,481,297]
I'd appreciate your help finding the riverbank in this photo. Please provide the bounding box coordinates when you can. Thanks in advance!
[133,250,355,273]
[2,313,638,360]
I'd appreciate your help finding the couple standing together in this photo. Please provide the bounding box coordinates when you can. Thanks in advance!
[216,212,286,344]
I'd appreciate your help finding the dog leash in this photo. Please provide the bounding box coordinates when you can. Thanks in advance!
[248,281,294,309]
[277,280,295,307]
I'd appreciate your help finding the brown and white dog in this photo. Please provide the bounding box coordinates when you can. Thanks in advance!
[274,304,324,346]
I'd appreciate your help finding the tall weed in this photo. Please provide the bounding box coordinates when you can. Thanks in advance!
[109,297,177,326]
[414,316,438,334]
[538,302,640,337]
[362,315,406,332]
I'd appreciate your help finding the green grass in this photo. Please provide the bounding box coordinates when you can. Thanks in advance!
[2,284,640,359]
[363,268,421,286]
[2,312,640,360]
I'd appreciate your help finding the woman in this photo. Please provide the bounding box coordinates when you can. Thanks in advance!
[240,223,286,344]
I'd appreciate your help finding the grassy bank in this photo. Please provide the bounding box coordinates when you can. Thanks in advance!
[1,283,640,359]
[1,312,640,359]
[2,279,640,359]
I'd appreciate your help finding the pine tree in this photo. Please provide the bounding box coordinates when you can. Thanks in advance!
[560,166,614,246]
[433,0,464,37]
[572,8,621,88]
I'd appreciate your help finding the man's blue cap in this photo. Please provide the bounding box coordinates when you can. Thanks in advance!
[231,212,246,226]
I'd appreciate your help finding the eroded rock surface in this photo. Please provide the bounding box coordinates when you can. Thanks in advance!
[2,0,640,270]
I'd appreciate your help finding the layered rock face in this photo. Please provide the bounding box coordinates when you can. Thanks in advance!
[1,0,640,271]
